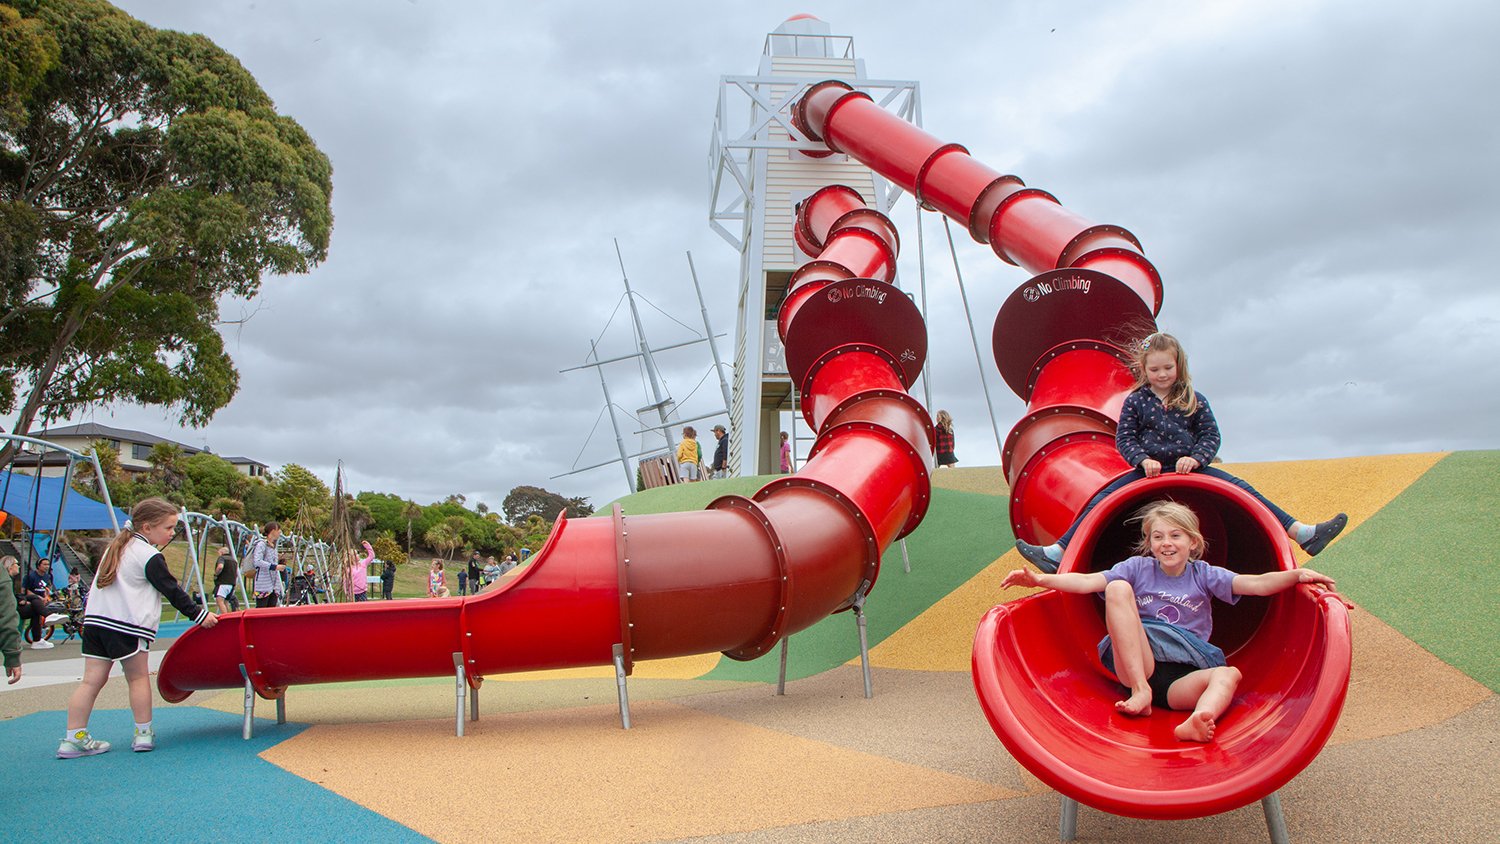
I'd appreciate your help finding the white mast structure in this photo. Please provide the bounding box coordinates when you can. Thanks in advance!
[708,15,921,476]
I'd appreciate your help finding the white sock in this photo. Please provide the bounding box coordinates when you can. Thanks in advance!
[66,727,88,740]
[1043,544,1063,562]
[1294,523,1315,544]
[135,721,152,734]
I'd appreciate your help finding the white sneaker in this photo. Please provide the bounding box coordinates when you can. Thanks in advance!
[57,730,111,759]
[132,728,156,752]
[31,639,54,649]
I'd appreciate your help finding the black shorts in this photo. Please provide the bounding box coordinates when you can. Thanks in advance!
[81,626,148,661]
[1102,648,1201,710]
[1145,661,1199,709]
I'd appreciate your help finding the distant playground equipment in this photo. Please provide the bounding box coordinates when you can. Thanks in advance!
[155,158,935,739]
[785,77,1350,840]
[1,432,124,587]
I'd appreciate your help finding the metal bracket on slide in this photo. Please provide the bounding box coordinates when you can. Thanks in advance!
[1057,791,1290,843]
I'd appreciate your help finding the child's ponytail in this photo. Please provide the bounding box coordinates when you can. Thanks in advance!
[96,497,179,588]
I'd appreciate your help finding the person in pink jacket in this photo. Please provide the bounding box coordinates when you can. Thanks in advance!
[344,540,374,602]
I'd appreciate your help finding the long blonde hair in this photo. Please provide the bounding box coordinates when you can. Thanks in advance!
[96,497,178,588]
[1133,331,1198,415]
[1131,500,1206,559]
[935,410,953,431]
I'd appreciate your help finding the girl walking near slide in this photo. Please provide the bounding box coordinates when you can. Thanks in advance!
[59,498,218,758]
[1015,332,1346,573]
[1003,500,1339,742]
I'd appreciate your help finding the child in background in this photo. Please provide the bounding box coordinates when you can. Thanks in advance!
[428,560,449,598]
[676,426,700,482]
[345,540,374,601]
[935,410,958,467]
[1016,332,1346,573]
[1002,500,1337,742]
[779,431,793,473]
[60,497,218,757]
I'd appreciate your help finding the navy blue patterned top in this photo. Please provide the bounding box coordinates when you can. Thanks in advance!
[1115,386,1221,468]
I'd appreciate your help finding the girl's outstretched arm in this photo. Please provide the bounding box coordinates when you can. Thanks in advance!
[1001,569,1108,594]
[1232,567,1336,596]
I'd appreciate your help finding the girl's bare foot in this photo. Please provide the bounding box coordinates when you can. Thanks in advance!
[1174,711,1216,742]
[1114,687,1153,717]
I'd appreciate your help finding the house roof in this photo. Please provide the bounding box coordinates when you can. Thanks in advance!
[29,424,266,468]
[32,422,202,454]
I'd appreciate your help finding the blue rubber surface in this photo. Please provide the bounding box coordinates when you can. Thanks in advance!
[1,707,431,842]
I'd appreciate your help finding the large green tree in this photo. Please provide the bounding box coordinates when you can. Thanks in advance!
[502,485,591,524]
[0,1,332,462]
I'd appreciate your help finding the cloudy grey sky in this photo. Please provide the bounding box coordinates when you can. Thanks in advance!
[15,0,1499,513]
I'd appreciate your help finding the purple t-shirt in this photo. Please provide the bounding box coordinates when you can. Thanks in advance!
[1101,556,1241,642]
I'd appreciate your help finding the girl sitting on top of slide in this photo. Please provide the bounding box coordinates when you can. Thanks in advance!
[1016,331,1346,574]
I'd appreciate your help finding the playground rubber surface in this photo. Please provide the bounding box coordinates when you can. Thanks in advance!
[2,452,1496,842]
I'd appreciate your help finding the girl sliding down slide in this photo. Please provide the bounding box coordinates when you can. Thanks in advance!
[1001,500,1337,742]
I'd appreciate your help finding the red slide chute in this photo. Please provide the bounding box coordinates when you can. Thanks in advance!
[157,180,932,706]
[792,78,1351,823]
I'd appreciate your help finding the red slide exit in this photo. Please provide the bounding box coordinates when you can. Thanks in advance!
[157,184,932,704]
[791,79,1351,821]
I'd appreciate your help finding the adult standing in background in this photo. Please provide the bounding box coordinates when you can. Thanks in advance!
[711,424,729,479]
[21,559,54,648]
[248,523,286,608]
[2,556,24,683]
[380,557,396,600]
[467,550,483,594]
[212,545,239,613]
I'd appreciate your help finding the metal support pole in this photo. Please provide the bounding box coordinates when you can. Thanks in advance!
[453,652,466,737]
[776,637,789,696]
[899,538,912,574]
[1059,795,1079,841]
[687,251,734,414]
[616,240,675,452]
[470,682,480,722]
[590,341,637,492]
[1262,792,1289,844]
[275,695,286,725]
[942,217,1006,464]
[854,595,873,699]
[612,643,632,730]
[239,664,255,740]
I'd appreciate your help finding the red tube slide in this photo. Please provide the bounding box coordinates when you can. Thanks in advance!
[157,185,932,704]
[974,475,1351,820]
[791,79,1351,820]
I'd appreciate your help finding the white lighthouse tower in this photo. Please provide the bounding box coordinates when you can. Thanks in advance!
[709,16,921,476]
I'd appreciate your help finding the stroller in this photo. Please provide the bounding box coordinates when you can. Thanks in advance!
[286,568,324,606]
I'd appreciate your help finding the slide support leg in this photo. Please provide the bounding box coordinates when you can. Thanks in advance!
[239,663,254,740]
[854,594,873,699]
[613,643,632,730]
[275,695,286,725]
[776,637,789,696]
[1059,795,1079,841]
[1262,792,1289,844]
[453,652,466,737]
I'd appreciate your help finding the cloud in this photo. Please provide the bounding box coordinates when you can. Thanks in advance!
[11,0,1496,514]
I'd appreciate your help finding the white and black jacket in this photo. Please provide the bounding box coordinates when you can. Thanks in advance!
[84,535,209,643]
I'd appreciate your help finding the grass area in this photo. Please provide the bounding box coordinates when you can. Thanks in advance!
[1310,450,1500,692]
